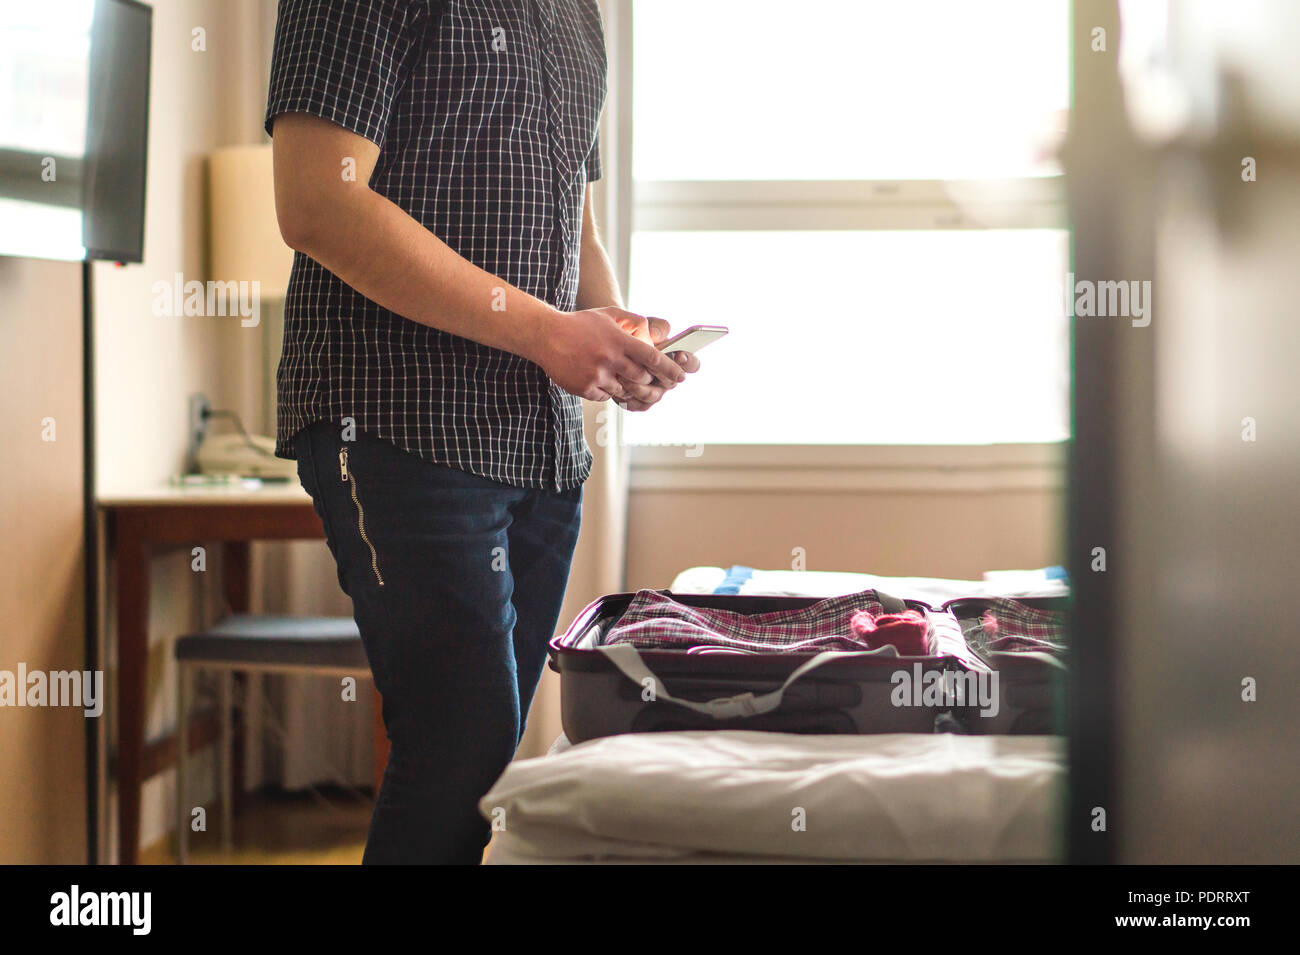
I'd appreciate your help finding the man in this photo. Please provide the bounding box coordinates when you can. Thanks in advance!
[264,0,698,864]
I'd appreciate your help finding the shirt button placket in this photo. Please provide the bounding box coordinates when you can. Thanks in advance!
[533,0,578,491]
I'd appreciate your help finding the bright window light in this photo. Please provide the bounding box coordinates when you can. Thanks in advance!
[624,0,1071,448]
[623,229,1070,446]
[0,0,94,155]
[633,0,1069,181]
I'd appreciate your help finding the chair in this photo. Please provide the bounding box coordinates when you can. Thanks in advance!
[174,614,371,863]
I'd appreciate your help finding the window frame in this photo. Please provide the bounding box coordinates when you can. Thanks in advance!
[609,0,1071,486]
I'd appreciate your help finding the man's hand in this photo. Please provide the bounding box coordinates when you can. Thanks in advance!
[603,315,703,411]
[644,317,704,374]
[570,183,700,409]
[537,307,688,404]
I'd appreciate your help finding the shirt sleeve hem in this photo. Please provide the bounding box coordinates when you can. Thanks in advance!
[264,95,388,149]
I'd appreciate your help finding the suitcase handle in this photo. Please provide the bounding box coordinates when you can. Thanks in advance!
[596,643,881,720]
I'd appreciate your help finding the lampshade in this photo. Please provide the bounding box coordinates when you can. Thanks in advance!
[208,144,294,297]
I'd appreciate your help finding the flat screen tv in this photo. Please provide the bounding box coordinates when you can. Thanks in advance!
[0,0,152,263]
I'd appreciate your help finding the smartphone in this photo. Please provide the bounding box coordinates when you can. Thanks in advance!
[656,324,729,355]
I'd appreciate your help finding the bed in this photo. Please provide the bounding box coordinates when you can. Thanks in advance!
[668,564,1069,603]
[483,565,1069,865]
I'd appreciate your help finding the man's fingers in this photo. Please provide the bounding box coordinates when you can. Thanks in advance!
[613,357,655,387]
[646,316,672,344]
[612,310,654,343]
[615,375,664,404]
[672,350,702,373]
[624,337,687,385]
[595,371,630,402]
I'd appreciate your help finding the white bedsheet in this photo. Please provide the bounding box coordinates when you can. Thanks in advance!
[482,731,1064,864]
[670,563,1066,600]
[668,566,1068,604]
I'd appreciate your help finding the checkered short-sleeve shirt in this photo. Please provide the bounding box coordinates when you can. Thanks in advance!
[265,0,606,490]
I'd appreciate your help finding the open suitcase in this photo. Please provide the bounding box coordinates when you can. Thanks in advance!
[548,589,1067,743]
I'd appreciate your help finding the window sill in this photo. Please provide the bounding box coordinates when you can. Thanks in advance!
[626,442,1067,493]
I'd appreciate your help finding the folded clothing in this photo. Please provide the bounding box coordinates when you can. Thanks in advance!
[603,588,890,653]
[674,610,933,655]
[961,598,1067,655]
[849,609,931,655]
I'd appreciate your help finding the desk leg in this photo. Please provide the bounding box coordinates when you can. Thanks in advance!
[116,527,149,866]
[222,542,251,816]
[221,542,250,612]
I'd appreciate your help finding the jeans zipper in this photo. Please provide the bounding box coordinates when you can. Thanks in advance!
[339,447,384,587]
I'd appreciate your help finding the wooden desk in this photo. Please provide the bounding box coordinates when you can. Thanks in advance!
[99,483,386,865]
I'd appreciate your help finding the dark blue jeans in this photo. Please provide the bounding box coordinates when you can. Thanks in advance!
[294,420,582,864]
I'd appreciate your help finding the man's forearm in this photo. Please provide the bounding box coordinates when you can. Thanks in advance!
[286,174,561,365]
[576,192,625,311]
[272,113,685,404]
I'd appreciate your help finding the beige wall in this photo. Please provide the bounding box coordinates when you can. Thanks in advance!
[95,0,267,496]
[0,257,88,863]
[626,487,1064,589]
[90,0,272,857]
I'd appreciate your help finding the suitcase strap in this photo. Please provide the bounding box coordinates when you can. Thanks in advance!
[874,589,908,615]
[597,644,869,720]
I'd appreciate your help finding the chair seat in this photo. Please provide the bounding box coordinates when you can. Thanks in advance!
[175,614,367,670]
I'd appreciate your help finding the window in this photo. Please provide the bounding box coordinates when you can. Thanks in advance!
[620,0,1071,448]
[0,0,94,260]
